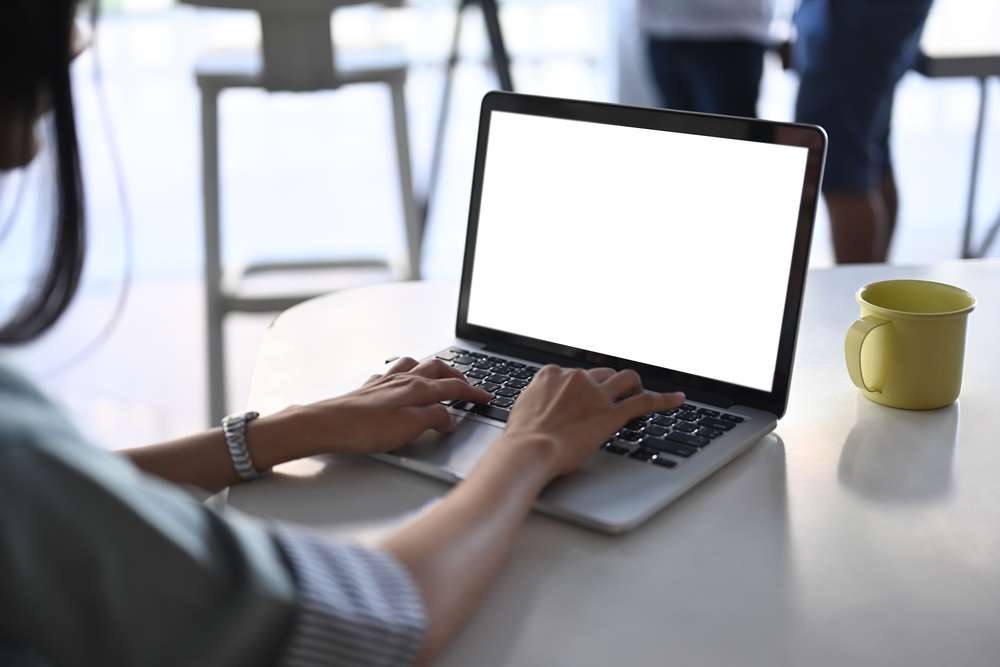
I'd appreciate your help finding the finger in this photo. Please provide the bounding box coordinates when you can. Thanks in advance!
[615,390,686,420]
[600,369,643,400]
[586,367,616,383]
[404,404,456,433]
[408,358,466,380]
[364,373,383,386]
[384,356,419,376]
[416,377,493,405]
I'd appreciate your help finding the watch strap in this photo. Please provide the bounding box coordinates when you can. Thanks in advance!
[222,410,262,481]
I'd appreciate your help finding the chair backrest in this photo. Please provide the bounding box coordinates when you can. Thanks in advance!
[179,0,404,91]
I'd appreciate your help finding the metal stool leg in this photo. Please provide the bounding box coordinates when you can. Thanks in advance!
[962,77,1000,259]
[390,78,422,280]
[962,77,988,259]
[200,82,228,425]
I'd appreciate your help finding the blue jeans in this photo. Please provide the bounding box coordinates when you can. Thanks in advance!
[794,0,934,193]
[646,37,767,118]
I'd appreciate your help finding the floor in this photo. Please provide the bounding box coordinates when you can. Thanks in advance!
[2,4,998,450]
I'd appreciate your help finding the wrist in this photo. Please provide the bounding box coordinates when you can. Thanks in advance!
[484,431,562,490]
[246,406,314,470]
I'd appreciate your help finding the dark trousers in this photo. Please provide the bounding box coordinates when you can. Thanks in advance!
[646,37,767,118]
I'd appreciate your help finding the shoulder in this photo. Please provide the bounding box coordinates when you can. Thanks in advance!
[0,362,94,467]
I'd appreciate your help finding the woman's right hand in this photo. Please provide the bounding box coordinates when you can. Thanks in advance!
[499,365,685,481]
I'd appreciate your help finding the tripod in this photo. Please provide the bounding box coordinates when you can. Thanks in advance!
[419,0,514,244]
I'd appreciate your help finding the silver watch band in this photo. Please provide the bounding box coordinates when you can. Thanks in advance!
[222,410,262,481]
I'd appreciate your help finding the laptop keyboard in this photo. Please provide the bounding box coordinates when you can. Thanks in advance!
[435,348,746,470]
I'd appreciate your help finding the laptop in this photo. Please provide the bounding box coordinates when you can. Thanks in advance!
[374,92,826,533]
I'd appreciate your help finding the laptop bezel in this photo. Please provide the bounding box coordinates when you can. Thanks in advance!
[455,92,827,418]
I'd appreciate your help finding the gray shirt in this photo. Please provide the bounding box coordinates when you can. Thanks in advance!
[0,363,426,666]
[639,0,776,42]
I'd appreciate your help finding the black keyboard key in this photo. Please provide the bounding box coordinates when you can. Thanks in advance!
[650,455,677,468]
[629,447,657,461]
[507,361,526,368]
[454,355,477,365]
[490,397,515,408]
[698,427,723,439]
[511,369,533,380]
[665,431,710,448]
[436,351,458,361]
[720,414,744,423]
[477,381,500,392]
[473,360,497,370]
[467,403,511,422]
[625,418,647,431]
[617,429,643,442]
[604,443,629,455]
[493,364,517,375]
[698,417,735,431]
[495,387,520,398]
[465,369,488,380]
[676,411,699,422]
[682,403,699,412]
[663,443,697,458]
[696,408,720,417]
[651,416,675,428]
[486,373,509,384]
[639,436,681,454]
[644,436,698,457]
[674,421,698,434]
[645,424,669,438]
[451,363,470,373]
[506,378,529,389]
[656,408,681,417]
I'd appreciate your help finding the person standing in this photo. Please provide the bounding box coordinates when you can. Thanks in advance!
[794,0,935,263]
[639,0,777,117]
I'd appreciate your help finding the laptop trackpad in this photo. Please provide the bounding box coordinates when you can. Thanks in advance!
[392,415,504,479]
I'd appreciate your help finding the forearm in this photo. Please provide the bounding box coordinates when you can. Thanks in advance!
[381,433,557,664]
[125,408,310,491]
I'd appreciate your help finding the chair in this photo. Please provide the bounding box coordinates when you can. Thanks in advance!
[180,0,422,424]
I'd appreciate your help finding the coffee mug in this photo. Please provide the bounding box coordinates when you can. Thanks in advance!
[845,279,975,410]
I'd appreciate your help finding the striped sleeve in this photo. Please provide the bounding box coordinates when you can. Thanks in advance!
[273,529,427,667]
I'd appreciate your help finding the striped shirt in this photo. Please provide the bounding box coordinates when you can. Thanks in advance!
[0,362,426,666]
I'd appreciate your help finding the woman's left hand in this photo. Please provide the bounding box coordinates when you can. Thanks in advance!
[267,356,492,460]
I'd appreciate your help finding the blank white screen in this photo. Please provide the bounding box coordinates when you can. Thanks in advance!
[466,111,808,391]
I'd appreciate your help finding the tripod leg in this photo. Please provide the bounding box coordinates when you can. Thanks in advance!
[421,0,468,235]
[479,0,514,91]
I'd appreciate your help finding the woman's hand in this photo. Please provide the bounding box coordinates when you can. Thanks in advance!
[281,356,492,457]
[498,365,685,481]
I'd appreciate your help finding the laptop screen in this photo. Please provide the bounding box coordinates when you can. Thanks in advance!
[465,110,810,392]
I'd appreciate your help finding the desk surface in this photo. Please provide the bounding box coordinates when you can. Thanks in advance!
[233,261,1000,667]
[920,1,1000,76]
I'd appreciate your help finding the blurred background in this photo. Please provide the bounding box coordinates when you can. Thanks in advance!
[2,0,998,449]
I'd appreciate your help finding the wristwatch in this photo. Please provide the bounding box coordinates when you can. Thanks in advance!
[222,410,262,481]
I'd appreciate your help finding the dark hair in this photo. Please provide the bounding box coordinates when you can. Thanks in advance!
[0,0,85,344]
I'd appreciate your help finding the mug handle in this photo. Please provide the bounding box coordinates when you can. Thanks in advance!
[845,315,890,393]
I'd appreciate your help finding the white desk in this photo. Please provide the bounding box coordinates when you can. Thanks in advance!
[232,261,1000,666]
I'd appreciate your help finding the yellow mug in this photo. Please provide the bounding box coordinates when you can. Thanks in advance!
[845,279,975,410]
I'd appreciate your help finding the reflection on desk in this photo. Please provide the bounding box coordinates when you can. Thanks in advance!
[839,397,958,504]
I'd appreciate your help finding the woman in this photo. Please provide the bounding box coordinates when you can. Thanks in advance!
[0,2,685,665]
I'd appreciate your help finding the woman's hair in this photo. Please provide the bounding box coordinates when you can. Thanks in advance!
[0,0,85,344]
